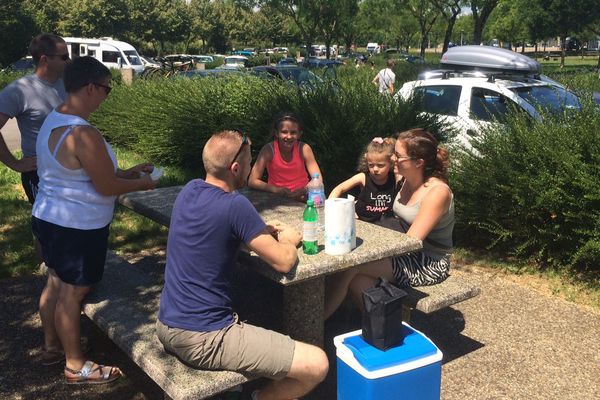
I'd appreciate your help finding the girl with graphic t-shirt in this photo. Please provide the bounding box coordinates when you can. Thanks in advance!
[329,137,400,222]
[249,112,322,201]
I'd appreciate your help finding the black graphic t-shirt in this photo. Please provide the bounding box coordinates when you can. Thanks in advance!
[355,172,398,222]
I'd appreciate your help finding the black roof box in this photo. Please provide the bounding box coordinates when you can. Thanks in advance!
[440,45,540,74]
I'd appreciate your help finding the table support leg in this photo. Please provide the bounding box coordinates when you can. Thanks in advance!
[282,277,324,348]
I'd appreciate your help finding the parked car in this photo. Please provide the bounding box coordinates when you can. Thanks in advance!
[190,55,214,64]
[395,46,582,149]
[384,48,409,59]
[302,57,343,69]
[140,55,161,69]
[277,57,298,65]
[232,50,255,57]
[366,42,380,55]
[405,55,426,64]
[338,52,368,63]
[2,56,35,72]
[220,55,249,69]
[273,47,289,54]
[175,69,245,79]
[251,65,323,88]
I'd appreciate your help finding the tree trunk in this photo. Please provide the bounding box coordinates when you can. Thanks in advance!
[325,38,331,59]
[442,16,457,54]
[473,17,484,45]
[560,34,566,68]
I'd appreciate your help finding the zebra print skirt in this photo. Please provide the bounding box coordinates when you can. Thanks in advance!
[391,251,450,287]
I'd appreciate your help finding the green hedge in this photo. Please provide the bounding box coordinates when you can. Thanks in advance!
[90,69,445,190]
[451,104,600,270]
[0,71,26,90]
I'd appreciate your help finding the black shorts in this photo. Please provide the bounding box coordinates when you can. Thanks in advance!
[21,170,39,205]
[31,216,110,286]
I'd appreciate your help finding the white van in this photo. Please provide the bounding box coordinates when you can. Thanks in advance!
[366,43,380,54]
[62,37,144,74]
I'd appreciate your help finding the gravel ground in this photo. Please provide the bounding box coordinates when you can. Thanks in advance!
[1,262,599,400]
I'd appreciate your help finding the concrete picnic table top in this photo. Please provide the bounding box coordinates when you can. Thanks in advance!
[118,185,423,286]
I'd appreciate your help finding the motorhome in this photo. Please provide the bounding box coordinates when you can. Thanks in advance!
[62,37,144,74]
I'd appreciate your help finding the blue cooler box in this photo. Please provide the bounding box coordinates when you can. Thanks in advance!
[334,323,443,400]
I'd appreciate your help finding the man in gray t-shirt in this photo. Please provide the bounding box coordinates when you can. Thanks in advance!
[372,58,396,95]
[0,33,68,204]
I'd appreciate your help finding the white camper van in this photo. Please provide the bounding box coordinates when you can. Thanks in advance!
[62,37,144,74]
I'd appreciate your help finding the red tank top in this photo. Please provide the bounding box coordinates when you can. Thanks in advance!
[266,140,309,191]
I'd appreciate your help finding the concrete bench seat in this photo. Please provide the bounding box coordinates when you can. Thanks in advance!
[82,252,251,400]
[404,274,481,314]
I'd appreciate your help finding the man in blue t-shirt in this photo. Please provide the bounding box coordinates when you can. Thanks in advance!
[157,130,328,400]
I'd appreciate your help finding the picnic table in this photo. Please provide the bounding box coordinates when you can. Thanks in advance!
[118,185,422,346]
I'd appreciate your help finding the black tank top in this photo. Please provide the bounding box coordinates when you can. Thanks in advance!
[355,172,398,222]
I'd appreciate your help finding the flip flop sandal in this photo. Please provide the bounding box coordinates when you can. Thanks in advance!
[40,339,92,366]
[64,360,121,385]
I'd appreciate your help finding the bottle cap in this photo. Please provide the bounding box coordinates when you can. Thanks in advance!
[307,199,314,206]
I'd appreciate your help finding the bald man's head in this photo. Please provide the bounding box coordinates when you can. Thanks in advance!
[202,130,250,177]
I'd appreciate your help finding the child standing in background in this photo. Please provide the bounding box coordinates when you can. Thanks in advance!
[249,112,322,201]
[329,137,399,222]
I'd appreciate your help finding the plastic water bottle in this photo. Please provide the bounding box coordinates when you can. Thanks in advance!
[303,199,318,255]
[307,173,325,208]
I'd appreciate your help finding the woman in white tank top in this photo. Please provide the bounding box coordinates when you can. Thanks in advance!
[32,57,158,385]
[325,129,454,319]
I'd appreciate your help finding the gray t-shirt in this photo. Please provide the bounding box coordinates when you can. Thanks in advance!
[0,74,66,157]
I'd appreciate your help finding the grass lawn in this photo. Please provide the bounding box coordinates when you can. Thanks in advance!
[0,148,199,279]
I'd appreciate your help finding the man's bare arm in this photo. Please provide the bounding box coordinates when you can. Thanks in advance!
[0,113,36,172]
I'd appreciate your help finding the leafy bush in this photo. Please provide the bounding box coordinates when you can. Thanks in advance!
[246,54,285,67]
[0,71,26,90]
[91,70,445,190]
[451,104,600,271]
[546,69,600,101]
[205,58,224,70]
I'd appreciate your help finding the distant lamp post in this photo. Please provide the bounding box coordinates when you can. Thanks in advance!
[461,30,464,46]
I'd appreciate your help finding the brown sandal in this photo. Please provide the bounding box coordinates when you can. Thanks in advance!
[64,360,121,385]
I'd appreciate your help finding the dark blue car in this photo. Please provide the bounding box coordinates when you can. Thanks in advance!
[301,57,343,69]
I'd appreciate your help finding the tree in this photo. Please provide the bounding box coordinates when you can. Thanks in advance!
[402,0,442,57]
[470,0,499,45]
[58,0,129,38]
[534,0,600,67]
[487,0,529,51]
[264,1,324,56]
[357,0,418,51]
[317,0,359,58]
[0,0,37,67]
[21,0,63,34]
[432,0,461,53]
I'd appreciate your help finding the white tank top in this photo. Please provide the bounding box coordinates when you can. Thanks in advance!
[32,109,117,229]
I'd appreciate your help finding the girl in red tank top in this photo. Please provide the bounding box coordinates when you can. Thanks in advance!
[249,113,322,200]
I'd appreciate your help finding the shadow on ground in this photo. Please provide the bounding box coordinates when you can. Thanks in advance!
[0,256,484,400]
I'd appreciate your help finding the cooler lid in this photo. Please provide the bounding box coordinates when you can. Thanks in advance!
[342,325,439,372]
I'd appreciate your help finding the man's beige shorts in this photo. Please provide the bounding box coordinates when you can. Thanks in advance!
[156,317,295,379]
